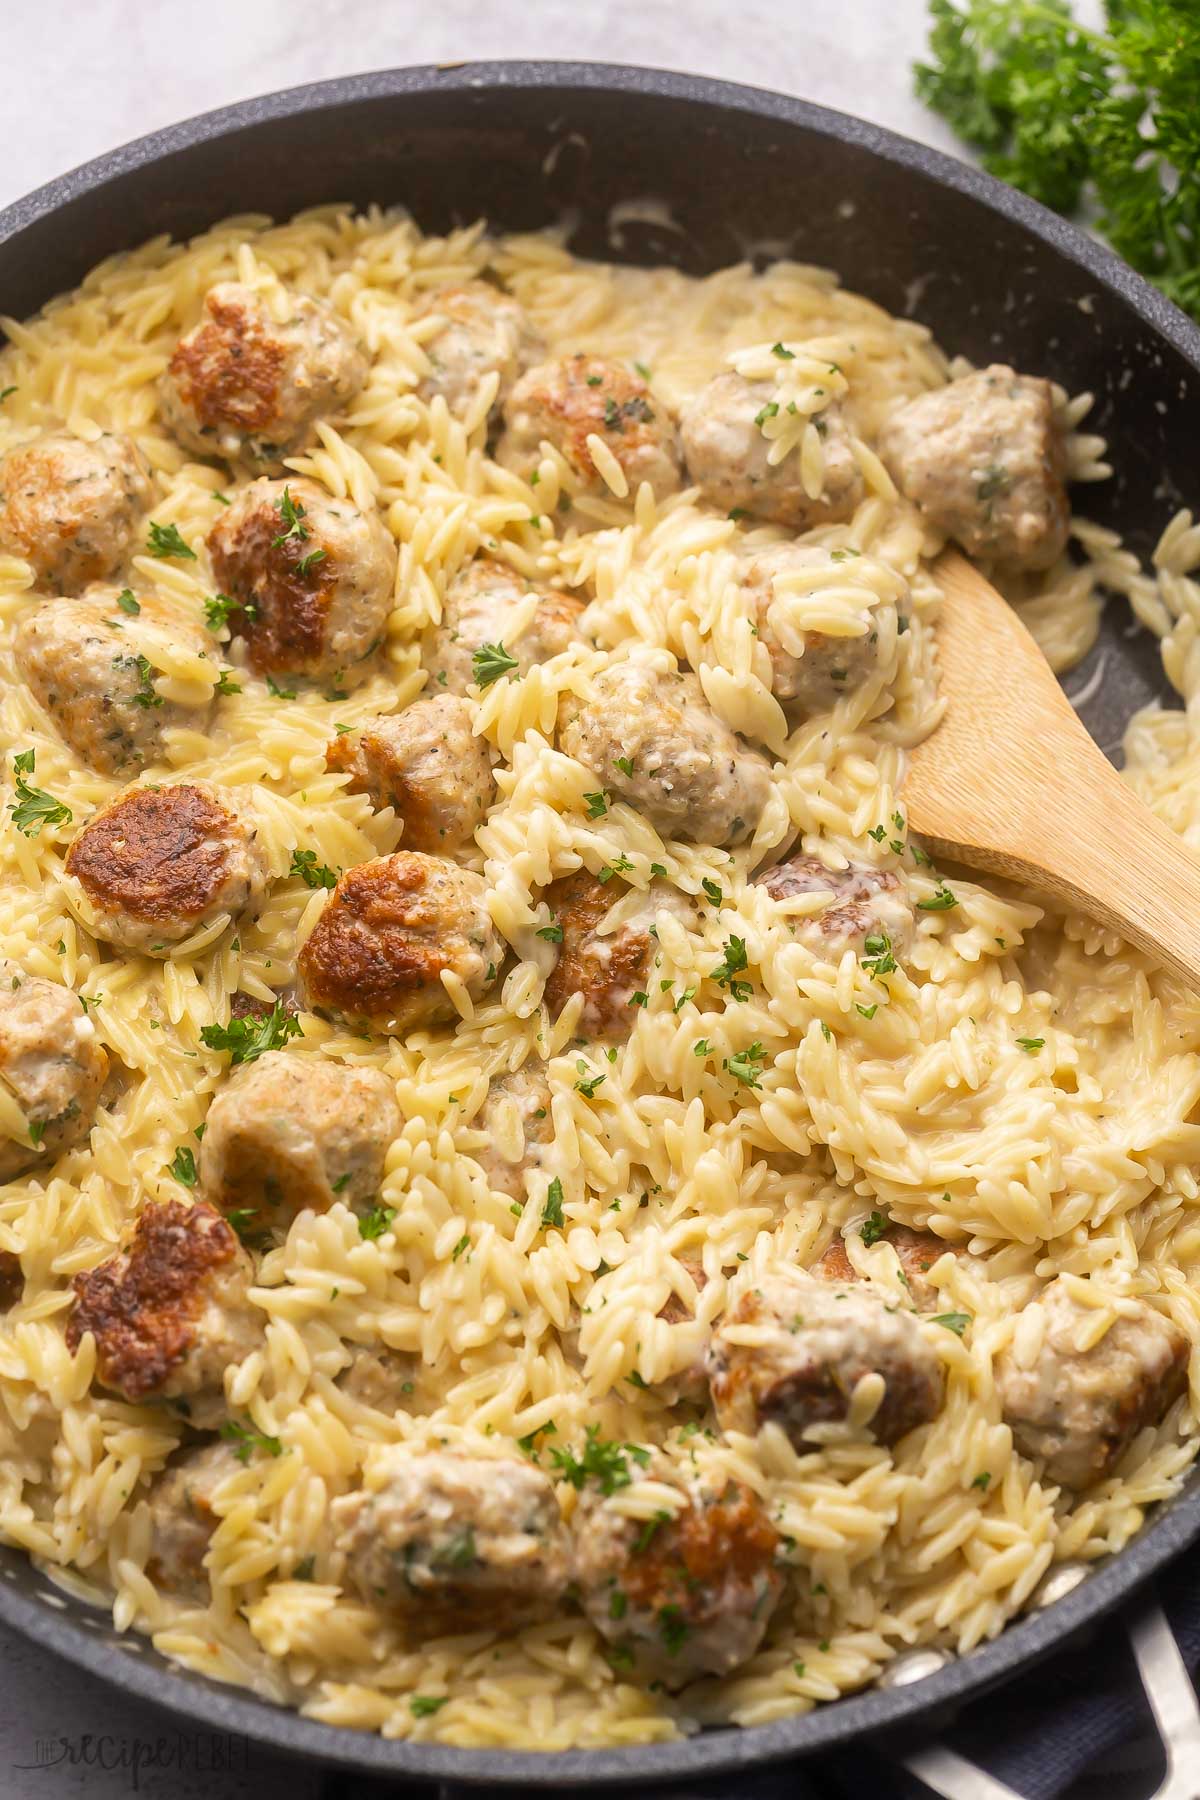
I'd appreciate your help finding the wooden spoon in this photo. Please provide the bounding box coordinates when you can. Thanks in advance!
[902,549,1200,990]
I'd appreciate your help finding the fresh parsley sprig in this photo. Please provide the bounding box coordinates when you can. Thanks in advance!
[200,999,302,1066]
[8,751,72,838]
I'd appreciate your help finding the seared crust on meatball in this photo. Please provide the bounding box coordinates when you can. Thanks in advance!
[207,476,395,682]
[740,544,891,715]
[498,354,682,499]
[473,1063,555,1201]
[426,557,587,697]
[681,375,865,529]
[415,280,542,420]
[880,365,1069,572]
[707,1266,944,1448]
[200,1051,400,1231]
[66,1198,261,1425]
[159,281,368,469]
[813,1225,950,1313]
[995,1278,1190,1490]
[559,659,771,847]
[333,1448,570,1632]
[145,1441,241,1595]
[542,871,695,1038]
[326,695,495,855]
[0,963,108,1183]
[754,851,914,960]
[298,851,503,1032]
[65,781,268,955]
[15,586,214,777]
[571,1454,783,1685]
[0,432,152,593]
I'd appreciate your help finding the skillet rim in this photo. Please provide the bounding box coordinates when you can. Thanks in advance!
[1,59,1199,1788]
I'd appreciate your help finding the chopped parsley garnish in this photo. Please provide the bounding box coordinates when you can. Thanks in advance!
[127,654,163,709]
[917,885,959,912]
[753,401,780,428]
[597,854,634,882]
[609,1588,628,1620]
[225,1208,261,1243]
[820,1021,832,1041]
[451,1233,470,1261]
[265,674,298,699]
[972,1471,992,1491]
[536,920,563,942]
[541,1177,565,1229]
[771,342,795,359]
[289,848,339,889]
[200,999,302,1066]
[168,1146,198,1187]
[856,1002,878,1020]
[214,670,241,696]
[28,1119,46,1147]
[295,547,326,578]
[204,593,242,631]
[976,464,1011,503]
[549,1426,650,1495]
[861,932,896,978]
[293,1554,316,1579]
[0,386,16,402]
[271,486,310,547]
[583,791,608,819]
[931,1312,972,1337]
[147,521,196,560]
[860,1210,889,1247]
[701,878,724,907]
[614,756,635,778]
[410,1695,449,1718]
[725,1042,767,1089]
[358,1204,396,1240]
[115,589,140,615]
[574,1060,606,1099]
[219,1418,284,1463]
[710,935,752,1000]
[658,1605,689,1656]
[1016,1035,1045,1052]
[8,751,72,838]
[472,641,519,688]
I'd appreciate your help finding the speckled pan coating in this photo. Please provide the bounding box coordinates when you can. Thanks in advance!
[2,59,1200,1791]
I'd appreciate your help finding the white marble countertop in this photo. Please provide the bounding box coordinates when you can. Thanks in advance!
[0,4,963,1794]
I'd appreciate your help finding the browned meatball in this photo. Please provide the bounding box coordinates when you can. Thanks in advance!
[880,365,1069,572]
[0,962,108,1184]
[199,1051,400,1232]
[207,477,396,683]
[740,544,894,715]
[326,695,495,855]
[681,375,865,529]
[15,586,214,777]
[559,659,771,848]
[498,354,682,500]
[542,870,695,1038]
[754,851,914,961]
[571,1452,783,1685]
[333,1449,570,1632]
[707,1266,944,1448]
[813,1225,950,1313]
[145,1441,242,1595]
[425,557,587,696]
[0,1251,23,1308]
[0,432,152,593]
[65,781,269,956]
[298,851,504,1033]
[159,281,367,469]
[415,280,542,421]
[995,1278,1190,1490]
[66,1198,262,1427]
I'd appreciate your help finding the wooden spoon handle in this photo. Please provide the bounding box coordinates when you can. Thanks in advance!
[904,550,1200,990]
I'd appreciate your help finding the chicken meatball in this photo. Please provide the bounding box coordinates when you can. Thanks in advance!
[498,354,682,500]
[65,781,267,956]
[740,544,892,715]
[145,1441,242,1595]
[337,1345,419,1413]
[0,1251,23,1308]
[199,1051,400,1233]
[813,1225,951,1313]
[326,695,495,855]
[472,1063,555,1201]
[707,1265,944,1448]
[15,586,214,777]
[542,870,695,1038]
[681,375,865,529]
[426,556,587,697]
[333,1449,570,1632]
[571,1452,783,1685]
[298,851,504,1033]
[67,1198,262,1427]
[415,280,542,421]
[995,1278,1190,1490]
[207,477,396,683]
[0,964,107,1183]
[159,280,368,469]
[880,365,1069,572]
[559,659,771,848]
[754,851,914,961]
[0,431,152,593]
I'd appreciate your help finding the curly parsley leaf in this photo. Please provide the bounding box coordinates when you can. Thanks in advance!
[289,848,339,889]
[358,1203,396,1240]
[147,521,196,560]
[167,1146,198,1187]
[271,486,310,547]
[200,999,302,1066]
[219,1417,284,1463]
[472,641,520,688]
[541,1176,565,1229]
[860,1210,890,1247]
[8,750,72,838]
[549,1425,651,1495]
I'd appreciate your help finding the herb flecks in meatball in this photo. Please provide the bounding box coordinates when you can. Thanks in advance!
[0,963,107,1183]
[416,280,542,421]
[207,477,395,683]
[298,851,503,1033]
[0,432,152,593]
[65,781,268,956]
[326,694,495,855]
[755,851,914,961]
[200,1051,400,1232]
[881,365,1069,572]
[160,281,368,470]
[67,1198,262,1427]
[499,354,682,500]
[333,1449,570,1632]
